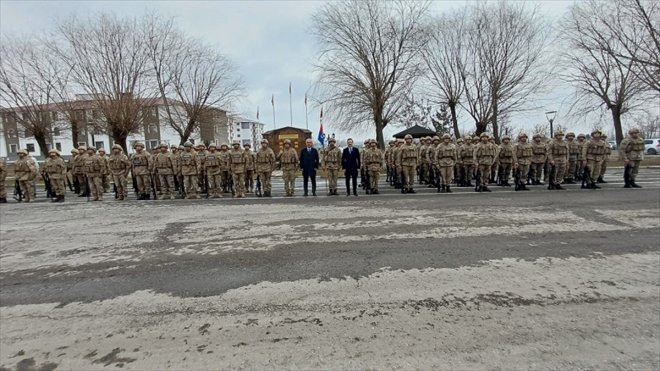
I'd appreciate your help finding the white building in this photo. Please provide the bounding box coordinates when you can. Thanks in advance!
[229,116,265,149]
[0,98,230,160]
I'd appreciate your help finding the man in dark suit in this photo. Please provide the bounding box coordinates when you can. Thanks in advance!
[299,138,320,196]
[341,138,360,196]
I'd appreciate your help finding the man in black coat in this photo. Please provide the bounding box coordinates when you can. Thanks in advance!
[341,138,360,196]
[299,138,320,196]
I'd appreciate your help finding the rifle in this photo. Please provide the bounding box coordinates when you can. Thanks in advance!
[436,166,444,192]
[132,172,139,196]
[581,165,591,189]
[178,174,186,198]
[113,183,118,199]
[513,168,522,191]
[255,175,262,197]
[360,167,366,189]
[364,169,371,194]
[623,163,632,186]
[84,174,90,201]
[151,174,157,200]
[66,173,74,192]
[474,169,482,192]
[13,179,23,201]
[547,164,557,190]
[42,173,53,199]
[400,168,406,194]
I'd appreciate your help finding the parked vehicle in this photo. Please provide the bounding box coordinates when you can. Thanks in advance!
[644,138,660,155]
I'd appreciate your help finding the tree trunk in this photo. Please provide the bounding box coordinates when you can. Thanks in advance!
[111,126,129,154]
[71,120,79,148]
[374,119,385,150]
[475,121,487,136]
[34,132,49,157]
[611,106,624,146]
[491,99,500,143]
[448,102,460,138]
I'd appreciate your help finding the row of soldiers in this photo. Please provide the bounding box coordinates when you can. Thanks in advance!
[381,128,646,193]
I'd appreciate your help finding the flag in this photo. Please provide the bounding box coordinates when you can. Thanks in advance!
[304,93,307,107]
[318,123,325,145]
[271,94,274,107]
[289,82,292,95]
[320,107,323,119]
[256,107,259,121]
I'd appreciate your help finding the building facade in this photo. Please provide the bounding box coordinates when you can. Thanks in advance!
[229,117,265,149]
[0,97,230,160]
[262,126,312,157]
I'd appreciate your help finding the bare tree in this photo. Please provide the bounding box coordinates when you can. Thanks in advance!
[421,12,466,138]
[312,0,430,149]
[562,0,652,145]
[461,1,552,141]
[146,16,243,145]
[54,13,157,152]
[0,36,60,155]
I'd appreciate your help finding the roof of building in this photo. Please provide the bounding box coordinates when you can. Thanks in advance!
[262,126,312,135]
[0,97,227,114]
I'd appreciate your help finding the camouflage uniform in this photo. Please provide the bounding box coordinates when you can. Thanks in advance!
[153,143,176,199]
[514,133,532,191]
[496,136,516,186]
[619,128,645,188]
[243,144,255,193]
[131,142,153,200]
[98,149,110,193]
[279,140,298,196]
[108,145,131,200]
[84,147,105,201]
[229,141,248,197]
[323,138,342,195]
[598,135,611,183]
[218,144,231,193]
[397,134,419,193]
[426,136,440,187]
[0,158,6,202]
[364,140,384,193]
[530,135,547,184]
[435,134,457,192]
[459,138,475,186]
[473,133,497,192]
[565,133,579,183]
[73,146,87,195]
[582,130,608,189]
[14,150,37,202]
[200,144,224,198]
[42,149,67,202]
[546,131,569,189]
[178,142,200,198]
[255,139,275,197]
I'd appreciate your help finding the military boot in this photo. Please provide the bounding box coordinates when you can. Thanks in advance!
[631,181,642,188]
[482,186,492,192]
[624,179,632,188]
[446,186,452,193]
[555,184,565,190]
[51,195,59,202]
[408,188,416,194]
[591,182,601,189]
[0,197,6,203]
[143,193,151,200]
[59,195,65,202]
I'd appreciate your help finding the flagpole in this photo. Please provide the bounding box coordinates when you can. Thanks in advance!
[305,93,309,130]
[289,82,293,126]
[271,94,276,129]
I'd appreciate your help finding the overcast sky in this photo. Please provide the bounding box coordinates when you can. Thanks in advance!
[2,0,619,141]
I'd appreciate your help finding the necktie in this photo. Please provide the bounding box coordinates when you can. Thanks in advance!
[349,148,352,154]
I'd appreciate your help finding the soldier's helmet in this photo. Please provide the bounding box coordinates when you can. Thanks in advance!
[159,142,168,148]
[532,134,542,139]
[260,139,269,145]
[502,135,511,141]
[70,149,78,154]
[463,136,471,141]
[112,144,123,151]
[566,132,575,138]
[404,134,413,139]
[208,143,217,149]
[591,129,602,136]
[48,149,59,155]
[577,133,586,138]
[220,143,228,148]
[629,128,640,135]
[98,148,106,153]
[17,149,28,155]
[183,141,193,147]
[178,145,185,150]
[232,140,240,146]
[554,131,564,137]
[480,132,489,139]
[457,137,464,143]
[602,134,608,139]
[87,147,97,152]
[518,133,528,139]
[243,142,251,147]
[284,139,292,145]
[442,134,451,140]
[329,137,336,143]
[388,140,395,144]
[134,142,145,149]
[433,136,441,142]
[78,146,87,151]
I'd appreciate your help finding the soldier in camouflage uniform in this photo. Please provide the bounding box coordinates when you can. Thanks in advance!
[98,148,110,193]
[42,149,67,202]
[14,149,37,202]
[229,140,248,198]
[488,137,499,184]
[392,139,404,188]
[598,134,611,183]
[418,137,430,184]
[582,129,608,189]
[514,133,532,191]
[546,131,568,190]
[243,143,255,193]
[473,133,497,192]
[459,136,475,187]
[108,144,131,200]
[496,136,516,187]
[178,142,200,198]
[153,143,176,199]
[200,143,224,198]
[384,140,395,183]
[426,136,440,187]
[397,134,419,193]
[73,146,88,196]
[279,139,299,196]
[255,139,275,197]
[0,157,6,203]
[195,144,208,195]
[619,128,645,188]
[218,143,231,193]
[323,137,342,195]
[84,147,105,201]
[364,139,384,194]
[565,132,579,184]
[530,134,547,185]
[131,142,153,200]
[435,134,457,193]
[575,133,587,181]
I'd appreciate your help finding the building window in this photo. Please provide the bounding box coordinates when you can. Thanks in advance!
[149,140,159,150]
[26,143,35,153]
[9,144,17,153]
[55,142,62,151]
[7,129,16,138]
[92,110,102,119]
[24,128,33,137]
[242,140,251,146]
[241,122,250,130]
[237,134,240,138]
[51,111,59,121]
[78,142,87,147]
[95,141,104,150]
[93,127,104,135]
[53,127,61,136]
[148,124,158,134]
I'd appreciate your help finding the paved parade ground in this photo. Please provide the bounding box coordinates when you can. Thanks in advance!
[0,168,659,369]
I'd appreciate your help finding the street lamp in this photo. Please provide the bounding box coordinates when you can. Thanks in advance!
[545,111,557,138]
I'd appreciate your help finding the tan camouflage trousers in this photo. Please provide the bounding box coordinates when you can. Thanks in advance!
[439,166,454,186]
[233,172,246,196]
[551,161,567,185]
[477,164,491,186]
[587,160,603,181]
[135,174,151,195]
[530,162,544,182]
[88,175,104,200]
[257,171,272,192]
[183,175,198,198]
[18,180,33,201]
[221,171,231,192]
[600,160,608,178]
[75,174,86,194]
[326,168,339,192]
[368,170,380,191]
[158,174,175,199]
[567,159,578,180]
[518,163,530,182]
[112,174,128,199]
[628,160,641,180]
[244,170,254,192]
[207,173,222,197]
[282,169,296,196]
[49,177,65,196]
[463,164,475,183]
[102,175,110,192]
[402,165,416,189]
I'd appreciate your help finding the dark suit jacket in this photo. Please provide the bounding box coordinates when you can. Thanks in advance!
[299,147,319,175]
[341,146,361,174]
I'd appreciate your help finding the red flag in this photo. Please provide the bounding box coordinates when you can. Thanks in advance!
[320,107,323,119]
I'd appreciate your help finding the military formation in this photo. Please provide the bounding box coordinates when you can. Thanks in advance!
[0,128,648,204]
